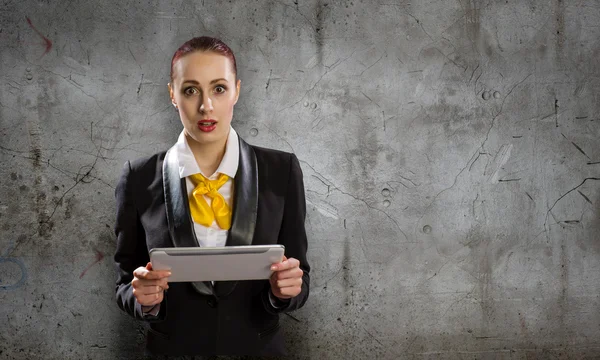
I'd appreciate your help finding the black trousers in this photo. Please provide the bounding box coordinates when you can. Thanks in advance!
[142,330,287,359]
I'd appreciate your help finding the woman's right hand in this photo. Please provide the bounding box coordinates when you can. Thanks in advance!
[132,262,171,306]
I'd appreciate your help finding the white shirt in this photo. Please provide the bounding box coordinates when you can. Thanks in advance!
[174,126,239,247]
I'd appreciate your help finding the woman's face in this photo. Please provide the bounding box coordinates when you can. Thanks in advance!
[168,51,240,146]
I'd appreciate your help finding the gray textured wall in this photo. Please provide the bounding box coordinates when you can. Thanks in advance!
[1,0,599,359]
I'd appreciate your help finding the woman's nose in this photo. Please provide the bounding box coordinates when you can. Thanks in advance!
[200,95,213,112]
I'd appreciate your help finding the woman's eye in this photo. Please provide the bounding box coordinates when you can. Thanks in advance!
[184,87,198,96]
[214,85,226,94]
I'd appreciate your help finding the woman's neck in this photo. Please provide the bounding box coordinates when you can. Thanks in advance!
[186,133,228,177]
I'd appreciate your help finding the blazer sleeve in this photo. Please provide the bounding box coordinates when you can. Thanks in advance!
[113,160,166,322]
[262,153,311,314]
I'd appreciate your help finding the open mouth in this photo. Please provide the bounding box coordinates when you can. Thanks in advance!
[198,121,216,126]
[197,120,217,132]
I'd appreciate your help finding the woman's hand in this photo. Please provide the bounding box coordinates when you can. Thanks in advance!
[132,262,171,306]
[269,256,303,300]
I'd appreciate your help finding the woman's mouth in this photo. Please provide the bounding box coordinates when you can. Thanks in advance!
[197,120,217,132]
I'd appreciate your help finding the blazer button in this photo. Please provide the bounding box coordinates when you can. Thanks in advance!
[207,298,217,308]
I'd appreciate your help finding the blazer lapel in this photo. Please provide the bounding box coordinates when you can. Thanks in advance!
[227,136,258,247]
[162,147,213,295]
[214,136,259,297]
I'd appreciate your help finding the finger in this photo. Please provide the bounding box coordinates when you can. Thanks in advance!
[146,294,164,306]
[271,257,300,271]
[136,292,163,306]
[146,278,170,289]
[269,273,278,287]
[159,278,170,289]
[275,267,303,280]
[133,266,148,279]
[144,262,171,279]
[276,277,303,288]
[270,255,287,269]
[278,286,301,297]
[138,293,161,305]
[135,269,171,280]
[133,285,165,296]
[132,278,170,289]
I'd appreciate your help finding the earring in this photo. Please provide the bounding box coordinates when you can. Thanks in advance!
[173,103,178,111]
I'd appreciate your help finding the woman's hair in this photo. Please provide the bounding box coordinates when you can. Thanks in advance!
[170,36,237,82]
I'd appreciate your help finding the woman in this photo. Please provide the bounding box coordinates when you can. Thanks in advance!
[113,36,310,357]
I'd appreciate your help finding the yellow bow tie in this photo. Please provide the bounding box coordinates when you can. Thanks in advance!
[188,173,231,230]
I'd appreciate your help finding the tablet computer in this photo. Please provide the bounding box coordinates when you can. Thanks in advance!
[149,245,285,282]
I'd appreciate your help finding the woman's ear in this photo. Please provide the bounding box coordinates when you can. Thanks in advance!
[234,79,241,105]
[168,82,176,106]
[168,83,178,111]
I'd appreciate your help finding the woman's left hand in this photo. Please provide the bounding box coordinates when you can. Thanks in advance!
[269,256,303,300]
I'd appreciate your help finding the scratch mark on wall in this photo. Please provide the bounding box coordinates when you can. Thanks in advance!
[360,90,381,108]
[406,12,434,41]
[359,51,385,76]
[277,47,352,113]
[363,326,385,348]
[136,74,144,95]
[300,160,409,242]
[555,99,559,127]
[128,45,141,69]
[484,144,513,183]
[472,193,479,216]
[561,220,580,225]
[306,199,339,219]
[263,124,296,153]
[469,63,480,83]
[577,190,593,205]
[561,133,591,160]
[310,174,331,195]
[389,173,420,188]
[544,177,600,232]
[265,69,272,90]
[481,74,532,151]
[425,258,452,281]
[525,192,534,202]
[469,152,488,171]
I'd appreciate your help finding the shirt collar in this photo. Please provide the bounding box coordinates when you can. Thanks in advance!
[175,126,239,179]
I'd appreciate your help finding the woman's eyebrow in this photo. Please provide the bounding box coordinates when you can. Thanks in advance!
[182,78,228,85]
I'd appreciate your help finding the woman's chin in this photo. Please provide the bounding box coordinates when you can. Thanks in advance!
[186,128,226,146]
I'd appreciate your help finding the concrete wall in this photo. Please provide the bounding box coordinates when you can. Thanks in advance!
[1,0,599,358]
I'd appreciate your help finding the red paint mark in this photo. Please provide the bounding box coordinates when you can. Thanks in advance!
[25,16,53,57]
[518,312,529,339]
[79,250,104,279]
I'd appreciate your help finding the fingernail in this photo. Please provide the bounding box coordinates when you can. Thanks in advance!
[167,272,172,276]
[271,265,277,271]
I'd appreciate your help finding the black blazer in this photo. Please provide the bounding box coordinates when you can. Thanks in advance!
[113,135,310,357]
